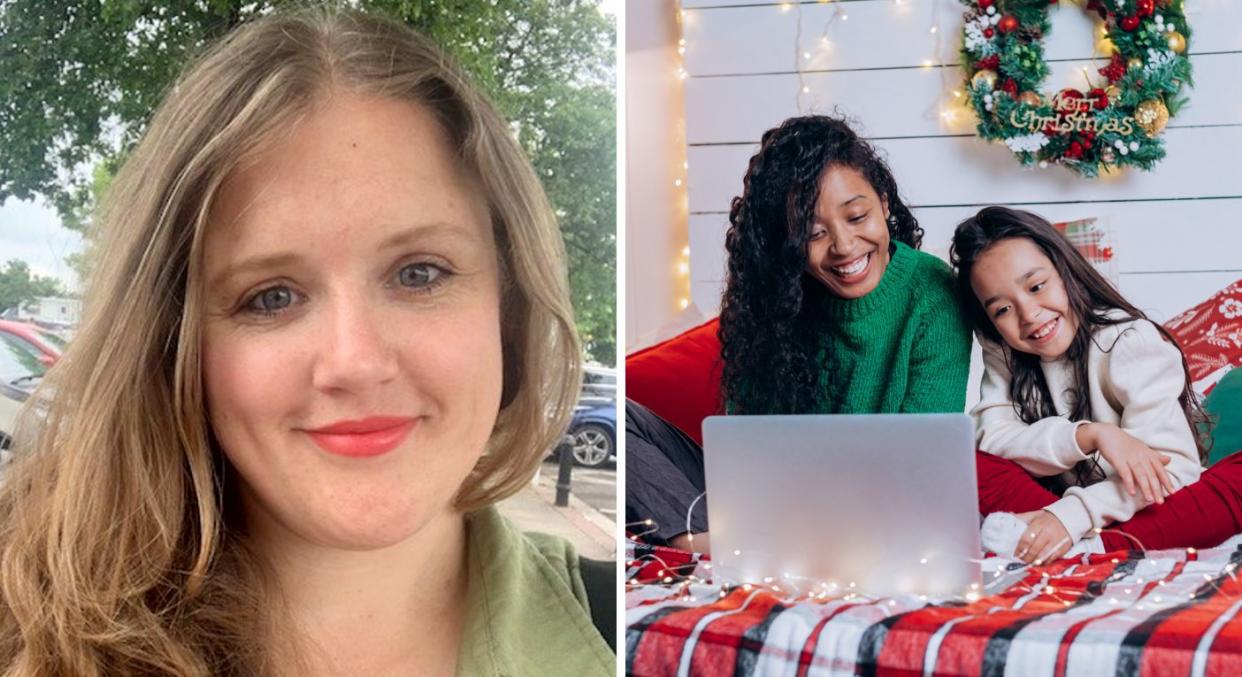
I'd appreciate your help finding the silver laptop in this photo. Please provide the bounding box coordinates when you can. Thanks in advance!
[702,414,982,598]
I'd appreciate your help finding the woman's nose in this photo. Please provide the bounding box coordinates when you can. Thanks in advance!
[825,224,855,257]
[1016,298,1043,324]
[311,293,399,393]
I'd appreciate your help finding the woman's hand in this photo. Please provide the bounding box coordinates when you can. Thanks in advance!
[1078,423,1175,504]
[1015,510,1073,564]
[670,532,711,556]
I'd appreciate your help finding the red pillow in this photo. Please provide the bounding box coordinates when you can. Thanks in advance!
[625,318,724,445]
[1164,279,1242,396]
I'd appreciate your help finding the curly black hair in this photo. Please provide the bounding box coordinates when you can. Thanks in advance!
[950,206,1210,477]
[718,115,923,414]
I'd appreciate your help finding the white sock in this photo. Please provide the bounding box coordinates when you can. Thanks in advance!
[981,512,1108,560]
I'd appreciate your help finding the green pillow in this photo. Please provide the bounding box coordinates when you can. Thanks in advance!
[1205,368,1242,466]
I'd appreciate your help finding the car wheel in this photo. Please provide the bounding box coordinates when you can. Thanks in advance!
[570,423,612,468]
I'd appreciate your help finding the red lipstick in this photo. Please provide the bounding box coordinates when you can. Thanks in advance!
[303,416,417,458]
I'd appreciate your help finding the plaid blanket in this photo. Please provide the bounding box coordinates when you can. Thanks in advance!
[627,536,1242,676]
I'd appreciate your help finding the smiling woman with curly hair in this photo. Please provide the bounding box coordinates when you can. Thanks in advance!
[627,115,972,554]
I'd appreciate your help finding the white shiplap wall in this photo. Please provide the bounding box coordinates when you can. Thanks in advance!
[679,0,1242,331]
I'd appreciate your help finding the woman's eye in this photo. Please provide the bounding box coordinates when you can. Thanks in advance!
[849,213,868,223]
[243,286,300,316]
[993,305,1010,318]
[1031,282,1045,293]
[397,262,445,289]
[809,230,826,241]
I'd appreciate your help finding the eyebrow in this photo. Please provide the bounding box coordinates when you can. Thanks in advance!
[840,195,867,208]
[208,221,479,290]
[981,267,1046,307]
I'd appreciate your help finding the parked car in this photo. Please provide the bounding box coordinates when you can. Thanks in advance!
[565,396,616,468]
[0,332,45,451]
[582,364,616,398]
[0,320,63,368]
[0,387,20,451]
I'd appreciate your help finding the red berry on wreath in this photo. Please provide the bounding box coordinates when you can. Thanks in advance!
[978,0,993,7]
[984,27,995,38]
[975,55,1000,71]
[1002,79,1018,96]
[1120,15,1140,31]
[998,15,1019,33]
[1067,141,1084,159]
[1137,0,1154,16]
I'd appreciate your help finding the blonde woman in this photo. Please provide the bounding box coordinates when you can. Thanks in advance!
[0,7,614,676]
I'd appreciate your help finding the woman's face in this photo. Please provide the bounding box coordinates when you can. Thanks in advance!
[201,93,503,550]
[969,237,1079,360]
[803,165,891,299]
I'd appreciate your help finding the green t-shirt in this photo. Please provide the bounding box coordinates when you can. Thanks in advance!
[741,239,973,414]
[811,240,972,413]
[456,506,613,676]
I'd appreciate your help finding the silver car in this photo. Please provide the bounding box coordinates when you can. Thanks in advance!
[0,332,45,450]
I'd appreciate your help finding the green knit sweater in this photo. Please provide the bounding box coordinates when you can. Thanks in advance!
[812,240,972,413]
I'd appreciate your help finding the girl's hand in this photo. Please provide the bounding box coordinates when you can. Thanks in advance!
[1080,423,1175,504]
[1015,510,1073,564]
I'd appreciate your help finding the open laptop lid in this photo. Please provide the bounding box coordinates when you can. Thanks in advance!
[702,413,982,598]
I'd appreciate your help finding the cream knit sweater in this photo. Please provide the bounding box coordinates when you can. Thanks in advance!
[972,314,1202,541]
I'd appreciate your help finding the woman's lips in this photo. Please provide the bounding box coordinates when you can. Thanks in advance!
[1028,317,1061,346]
[303,417,417,458]
[828,251,872,284]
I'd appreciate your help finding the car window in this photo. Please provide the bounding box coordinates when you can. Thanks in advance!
[0,333,46,383]
[35,330,68,351]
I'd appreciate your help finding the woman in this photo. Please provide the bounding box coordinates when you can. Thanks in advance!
[627,115,972,553]
[0,8,613,675]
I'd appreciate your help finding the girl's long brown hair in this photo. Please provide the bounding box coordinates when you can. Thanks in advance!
[950,207,1210,484]
[0,7,580,675]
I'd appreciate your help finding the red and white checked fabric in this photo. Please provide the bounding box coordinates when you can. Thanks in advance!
[627,536,1242,676]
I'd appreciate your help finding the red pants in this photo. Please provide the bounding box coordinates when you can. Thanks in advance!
[976,450,1242,552]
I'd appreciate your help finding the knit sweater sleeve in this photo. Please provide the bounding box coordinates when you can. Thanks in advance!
[900,263,972,413]
[1044,321,1204,540]
[971,337,1091,475]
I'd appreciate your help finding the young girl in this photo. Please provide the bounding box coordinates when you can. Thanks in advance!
[951,207,1242,564]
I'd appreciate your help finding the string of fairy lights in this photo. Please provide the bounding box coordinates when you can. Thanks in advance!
[628,513,1242,614]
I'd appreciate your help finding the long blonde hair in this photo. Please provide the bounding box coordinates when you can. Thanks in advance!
[0,7,581,674]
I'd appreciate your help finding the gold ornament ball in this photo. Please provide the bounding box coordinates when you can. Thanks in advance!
[1134,99,1170,136]
[1018,91,1043,107]
[1167,31,1187,54]
[972,69,999,90]
[1128,57,1144,70]
[1104,85,1121,101]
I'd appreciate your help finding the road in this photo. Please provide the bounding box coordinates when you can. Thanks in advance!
[541,459,616,522]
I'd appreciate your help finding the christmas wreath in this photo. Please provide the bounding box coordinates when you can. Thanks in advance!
[960,0,1192,177]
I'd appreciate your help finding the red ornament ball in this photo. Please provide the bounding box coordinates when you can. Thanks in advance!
[998,15,1019,33]
[978,0,993,7]
[1137,0,1154,16]
[1120,15,1140,31]
[984,27,995,38]
[1089,87,1109,110]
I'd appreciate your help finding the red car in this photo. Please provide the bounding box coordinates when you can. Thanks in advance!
[0,320,64,368]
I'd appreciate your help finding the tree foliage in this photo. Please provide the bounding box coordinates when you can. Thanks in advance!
[0,259,64,313]
[0,0,616,363]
